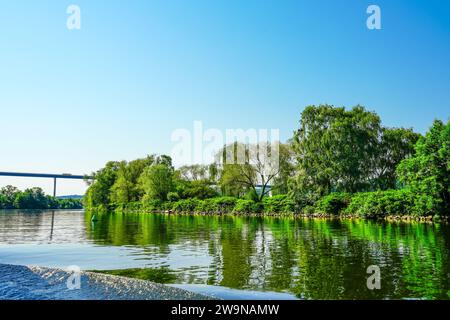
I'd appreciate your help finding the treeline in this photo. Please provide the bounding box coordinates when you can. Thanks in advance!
[0,186,83,210]
[85,105,449,218]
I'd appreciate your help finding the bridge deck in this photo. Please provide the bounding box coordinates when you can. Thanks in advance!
[0,172,90,180]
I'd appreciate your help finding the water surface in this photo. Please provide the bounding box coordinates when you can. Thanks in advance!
[1,210,450,299]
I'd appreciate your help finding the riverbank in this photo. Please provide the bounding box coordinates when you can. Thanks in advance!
[110,209,449,224]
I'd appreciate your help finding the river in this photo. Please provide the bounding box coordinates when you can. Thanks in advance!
[1,210,449,299]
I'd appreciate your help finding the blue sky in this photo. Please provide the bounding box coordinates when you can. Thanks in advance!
[1,0,449,195]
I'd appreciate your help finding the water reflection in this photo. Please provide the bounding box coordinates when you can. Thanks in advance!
[1,210,450,299]
[84,212,450,299]
[49,210,55,241]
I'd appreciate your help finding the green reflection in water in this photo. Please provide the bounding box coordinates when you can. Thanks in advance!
[85,212,450,299]
[91,267,177,284]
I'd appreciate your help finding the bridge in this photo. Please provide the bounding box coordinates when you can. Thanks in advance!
[0,172,93,197]
[0,171,271,198]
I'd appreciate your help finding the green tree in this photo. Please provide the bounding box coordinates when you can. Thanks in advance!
[84,161,120,210]
[110,156,155,207]
[217,141,289,201]
[397,119,450,215]
[270,142,296,195]
[14,187,49,209]
[373,127,420,190]
[219,163,251,198]
[0,185,20,209]
[0,194,8,209]
[290,105,381,205]
[140,164,175,201]
[178,164,209,181]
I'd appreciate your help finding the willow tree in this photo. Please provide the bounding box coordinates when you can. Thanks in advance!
[217,142,291,201]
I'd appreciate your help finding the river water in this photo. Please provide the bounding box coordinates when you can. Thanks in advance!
[1,210,449,299]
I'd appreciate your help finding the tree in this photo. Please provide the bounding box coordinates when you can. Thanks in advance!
[140,164,174,201]
[290,105,382,205]
[289,105,422,209]
[13,187,48,209]
[179,165,209,181]
[217,141,287,201]
[110,156,155,207]
[219,163,250,198]
[373,127,420,190]
[84,161,121,210]
[397,119,450,215]
[270,142,296,195]
[0,185,20,209]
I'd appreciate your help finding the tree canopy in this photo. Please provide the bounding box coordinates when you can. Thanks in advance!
[397,119,450,215]
[289,105,419,207]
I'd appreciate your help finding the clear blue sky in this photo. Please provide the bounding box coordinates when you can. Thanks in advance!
[1,0,449,195]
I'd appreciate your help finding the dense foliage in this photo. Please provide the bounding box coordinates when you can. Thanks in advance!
[84,105,448,219]
[289,105,419,206]
[397,120,450,216]
[0,186,83,210]
[315,193,351,215]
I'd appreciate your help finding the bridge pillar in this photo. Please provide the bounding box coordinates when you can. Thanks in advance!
[53,178,57,198]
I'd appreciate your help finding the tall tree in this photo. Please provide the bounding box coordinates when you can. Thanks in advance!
[178,164,210,181]
[110,156,155,207]
[14,187,48,209]
[397,119,450,215]
[270,142,296,195]
[290,105,381,205]
[373,127,420,190]
[84,161,120,210]
[0,185,20,209]
[139,163,174,201]
[217,141,288,201]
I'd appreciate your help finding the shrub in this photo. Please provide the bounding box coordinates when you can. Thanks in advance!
[233,199,263,214]
[167,192,180,202]
[302,205,316,215]
[315,193,351,215]
[212,197,238,213]
[244,189,259,202]
[170,198,201,212]
[263,195,295,213]
[183,183,218,200]
[344,189,435,218]
[196,198,217,213]
[141,199,163,212]
[123,201,142,211]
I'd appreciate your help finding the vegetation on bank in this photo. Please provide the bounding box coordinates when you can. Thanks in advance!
[120,194,294,216]
[84,105,449,219]
[0,186,83,210]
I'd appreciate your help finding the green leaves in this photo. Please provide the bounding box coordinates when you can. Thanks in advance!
[397,119,450,216]
[0,186,82,210]
[315,193,351,215]
[291,105,382,200]
[290,105,420,205]
[140,164,175,202]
